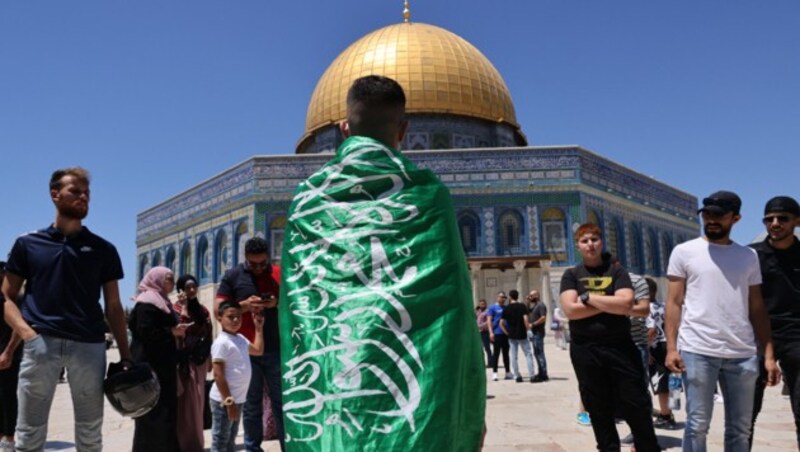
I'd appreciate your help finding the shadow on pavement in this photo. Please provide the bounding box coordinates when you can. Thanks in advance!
[44,440,75,450]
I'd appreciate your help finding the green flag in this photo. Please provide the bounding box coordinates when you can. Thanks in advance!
[279,136,486,451]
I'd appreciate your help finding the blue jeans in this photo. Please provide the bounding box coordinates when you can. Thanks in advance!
[16,334,106,452]
[530,333,548,377]
[211,400,242,452]
[243,351,284,451]
[508,338,534,378]
[681,350,759,452]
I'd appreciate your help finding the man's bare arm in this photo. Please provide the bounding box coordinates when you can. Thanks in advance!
[584,288,635,315]
[630,298,650,318]
[664,276,685,372]
[2,273,37,341]
[748,285,781,386]
[560,290,601,320]
[103,280,132,361]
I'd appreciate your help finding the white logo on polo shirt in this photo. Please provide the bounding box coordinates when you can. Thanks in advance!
[80,246,93,252]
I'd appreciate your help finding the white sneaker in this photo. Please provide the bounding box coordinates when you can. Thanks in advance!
[492,372,498,381]
[504,372,515,380]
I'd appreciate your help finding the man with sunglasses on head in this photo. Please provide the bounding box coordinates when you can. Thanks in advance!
[749,196,800,449]
[215,237,284,451]
[665,190,780,452]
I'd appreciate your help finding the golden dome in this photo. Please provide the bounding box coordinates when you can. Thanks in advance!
[301,22,521,146]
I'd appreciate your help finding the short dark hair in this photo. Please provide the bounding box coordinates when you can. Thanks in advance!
[509,289,519,300]
[217,300,242,316]
[346,75,406,140]
[50,167,90,191]
[244,237,269,256]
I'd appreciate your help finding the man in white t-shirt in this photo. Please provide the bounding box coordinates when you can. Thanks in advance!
[665,190,780,452]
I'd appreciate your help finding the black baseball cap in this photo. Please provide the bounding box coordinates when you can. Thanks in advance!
[698,191,741,215]
[764,196,800,216]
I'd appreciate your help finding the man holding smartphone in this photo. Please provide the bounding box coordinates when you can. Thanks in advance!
[216,237,283,451]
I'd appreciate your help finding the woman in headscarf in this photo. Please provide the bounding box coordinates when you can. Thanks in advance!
[174,274,212,452]
[129,266,186,452]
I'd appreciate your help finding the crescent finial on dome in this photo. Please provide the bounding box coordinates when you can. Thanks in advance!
[403,0,411,23]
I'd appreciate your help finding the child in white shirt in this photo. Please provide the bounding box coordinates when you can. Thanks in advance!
[209,300,264,452]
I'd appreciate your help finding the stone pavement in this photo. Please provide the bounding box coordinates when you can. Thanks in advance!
[37,339,794,451]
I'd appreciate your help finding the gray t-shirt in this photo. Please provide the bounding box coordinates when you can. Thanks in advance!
[529,302,547,336]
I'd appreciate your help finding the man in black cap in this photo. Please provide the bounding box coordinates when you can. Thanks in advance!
[749,196,800,449]
[664,190,780,451]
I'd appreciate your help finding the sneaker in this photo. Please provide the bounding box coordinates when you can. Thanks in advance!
[492,372,498,381]
[504,372,515,380]
[539,375,549,382]
[576,412,591,426]
[620,433,634,445]
[653,413,677,429]
[515,376,523,383]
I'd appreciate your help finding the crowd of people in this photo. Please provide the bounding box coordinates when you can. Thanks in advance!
[0,76,798,452]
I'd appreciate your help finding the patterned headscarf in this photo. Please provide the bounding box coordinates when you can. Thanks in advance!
[134,266,174,314]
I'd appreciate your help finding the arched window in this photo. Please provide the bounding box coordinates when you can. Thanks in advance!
[180,241,192,276]
[139,254,148,282]
[644,228,658,275]
[151,250,162,268]
[197,235,210,282]
[457,211,480,254]
[270,216,287,261]
[234,221,249,266]
[497,209,524,255]
[586,209,601,225]
[214,229,229,282]
[541,207,567,257]
[660,233,673,274]
[606,219,622,263]
[628,223,643,274]
[165,246,177,275]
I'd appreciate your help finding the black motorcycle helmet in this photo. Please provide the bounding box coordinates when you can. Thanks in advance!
[104,361,160,418]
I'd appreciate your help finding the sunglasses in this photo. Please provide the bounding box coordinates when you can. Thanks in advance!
[247,260,269,269]
[763,215,792,225]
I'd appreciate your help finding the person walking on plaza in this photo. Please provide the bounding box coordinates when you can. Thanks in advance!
[645,278,677,430]
[129,266,185,452]
[0,262,23,452]
[1,167,132,452]
[665,190,780,452]
[560,223,659,451]
[216,237,283,451]
[487,291,512,381]
[526,290,549,382]
[501,290,535,383]
[174,274,213,452]
[210,301,264,452]
[749,196,800,449]
[475,299,492,367]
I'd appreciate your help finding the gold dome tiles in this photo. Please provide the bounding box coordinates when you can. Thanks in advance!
[304,22,519,135]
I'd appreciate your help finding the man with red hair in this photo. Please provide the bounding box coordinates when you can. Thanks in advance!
[560,223,659,451]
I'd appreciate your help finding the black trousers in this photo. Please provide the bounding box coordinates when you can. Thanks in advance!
[0,360,20,437]
[751,340,800,450]
[492,334,510,373]
[480,331,492,366]
[570,340,659,452]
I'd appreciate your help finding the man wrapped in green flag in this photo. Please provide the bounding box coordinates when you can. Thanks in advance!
[279,75,485,451]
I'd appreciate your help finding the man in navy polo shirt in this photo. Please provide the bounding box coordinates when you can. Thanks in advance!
[215,236,283,451]
[2,167,132,452]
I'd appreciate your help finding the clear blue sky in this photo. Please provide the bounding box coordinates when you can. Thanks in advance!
[1,1,798,297]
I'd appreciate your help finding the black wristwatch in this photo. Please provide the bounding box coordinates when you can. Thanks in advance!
[579,292,590,305]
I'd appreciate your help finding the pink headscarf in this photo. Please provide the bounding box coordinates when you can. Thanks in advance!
[134,266,174,314]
